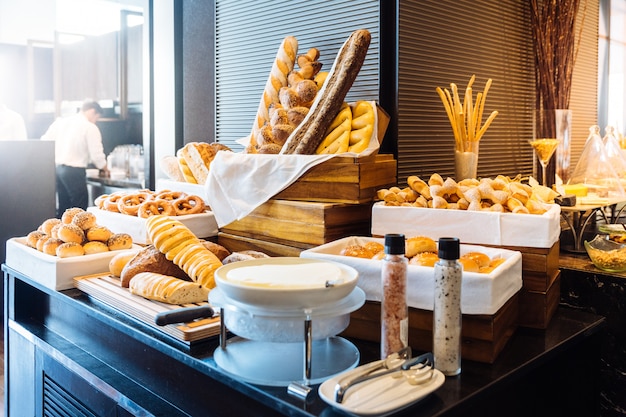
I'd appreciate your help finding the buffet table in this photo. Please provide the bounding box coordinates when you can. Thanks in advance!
[3,265,605,417]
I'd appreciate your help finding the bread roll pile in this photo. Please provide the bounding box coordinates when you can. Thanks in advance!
[377,174,553,215]
[25,207,133,258]
[340,236,505,274]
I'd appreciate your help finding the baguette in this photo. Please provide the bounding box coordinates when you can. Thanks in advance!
[129,272,209,305]
[248,36,299,152]
[281,29,371,154]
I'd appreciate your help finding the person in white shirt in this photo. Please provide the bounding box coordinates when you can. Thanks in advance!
[42,101,109,216]
[0,103,27,140]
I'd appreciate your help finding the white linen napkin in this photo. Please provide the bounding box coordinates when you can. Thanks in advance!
[205,152,335,227]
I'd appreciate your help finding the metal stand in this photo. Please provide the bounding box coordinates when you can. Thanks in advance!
[212,288,364,391]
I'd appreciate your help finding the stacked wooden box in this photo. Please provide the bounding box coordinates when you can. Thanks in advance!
[493,241,561,329]
[218,154,397,255]
[343,293,519,364]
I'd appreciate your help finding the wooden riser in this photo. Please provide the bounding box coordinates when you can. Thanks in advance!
[342,293,519,364]
[221,199,373,247]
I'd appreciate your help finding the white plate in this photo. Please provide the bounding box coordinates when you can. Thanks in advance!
[318,362,445,416]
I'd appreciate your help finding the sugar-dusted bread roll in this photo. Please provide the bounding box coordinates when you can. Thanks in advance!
[129,272,209,305]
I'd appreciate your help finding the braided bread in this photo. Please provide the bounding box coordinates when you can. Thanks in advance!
[248,36,298,153]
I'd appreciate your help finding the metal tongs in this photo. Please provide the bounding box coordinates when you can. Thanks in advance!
[334,348,434,403]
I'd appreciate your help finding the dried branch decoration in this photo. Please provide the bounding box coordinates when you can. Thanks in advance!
[531,0,586,111]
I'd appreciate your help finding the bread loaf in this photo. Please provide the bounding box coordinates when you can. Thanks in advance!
[281,29,371,154]
[146,215,223,289]
[129,272,209,305]
[248,36,299,152]
[120,245,190,288]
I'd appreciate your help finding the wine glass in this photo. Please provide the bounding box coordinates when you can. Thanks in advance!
[529,138,559,187]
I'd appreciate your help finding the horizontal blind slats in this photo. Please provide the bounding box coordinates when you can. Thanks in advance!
[215,0,380,151]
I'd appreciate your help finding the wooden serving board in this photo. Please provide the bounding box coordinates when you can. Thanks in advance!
[74,274,220,342]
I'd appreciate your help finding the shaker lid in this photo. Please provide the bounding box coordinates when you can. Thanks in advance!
[384,234,405,255]
[438,237,460,260]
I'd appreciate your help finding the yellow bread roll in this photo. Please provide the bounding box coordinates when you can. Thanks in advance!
[109,250,141,278]
[348,100,374,153]
[146,215,223,289]
[129,272,209,305]
[316,102,352,154]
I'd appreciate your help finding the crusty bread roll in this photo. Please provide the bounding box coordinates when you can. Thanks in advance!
[109,250,141,278]
[409,252,439,267]
[129,272,209,305]
[200,240,231,261]
[221,250,270,264]
[248,36,298,152]
[405,236,437,258]
[459,257,480,273]
[146,215,223,289]
[460,251,491,268]
[120,244,190,288]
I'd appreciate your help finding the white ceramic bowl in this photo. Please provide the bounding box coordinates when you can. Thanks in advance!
[214,257,358,309]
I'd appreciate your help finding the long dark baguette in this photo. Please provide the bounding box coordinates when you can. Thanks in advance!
[280,29,371,154]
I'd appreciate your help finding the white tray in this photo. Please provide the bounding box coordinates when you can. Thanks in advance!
[5,237,142,291]
[318,360,445,416]
[300,236,522,315]
[371,201,561,248]
[87,207,218,245]
[156,179,209,205]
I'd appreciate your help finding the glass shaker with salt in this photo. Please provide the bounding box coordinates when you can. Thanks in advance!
[381,233,408,359]
[433,237,462,376]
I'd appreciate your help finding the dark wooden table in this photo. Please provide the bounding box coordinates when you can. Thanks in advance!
[4,265,606,417]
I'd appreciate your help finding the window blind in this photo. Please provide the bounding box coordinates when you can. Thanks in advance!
[397,0,536,183]
[214,0,380,151]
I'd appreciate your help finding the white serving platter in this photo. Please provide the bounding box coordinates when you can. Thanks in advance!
[300,236,522,315]
[371,201,561,248]
[318,360,445,416]
[87,207,218,245]
[5,237,141,291]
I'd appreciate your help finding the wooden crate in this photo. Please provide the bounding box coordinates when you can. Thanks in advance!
[220,199,373,247]
[518,271,561,329]
[482,240,559,291]
[342,292,519,364]
[218,232,305,257]
[273,154,397,204]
